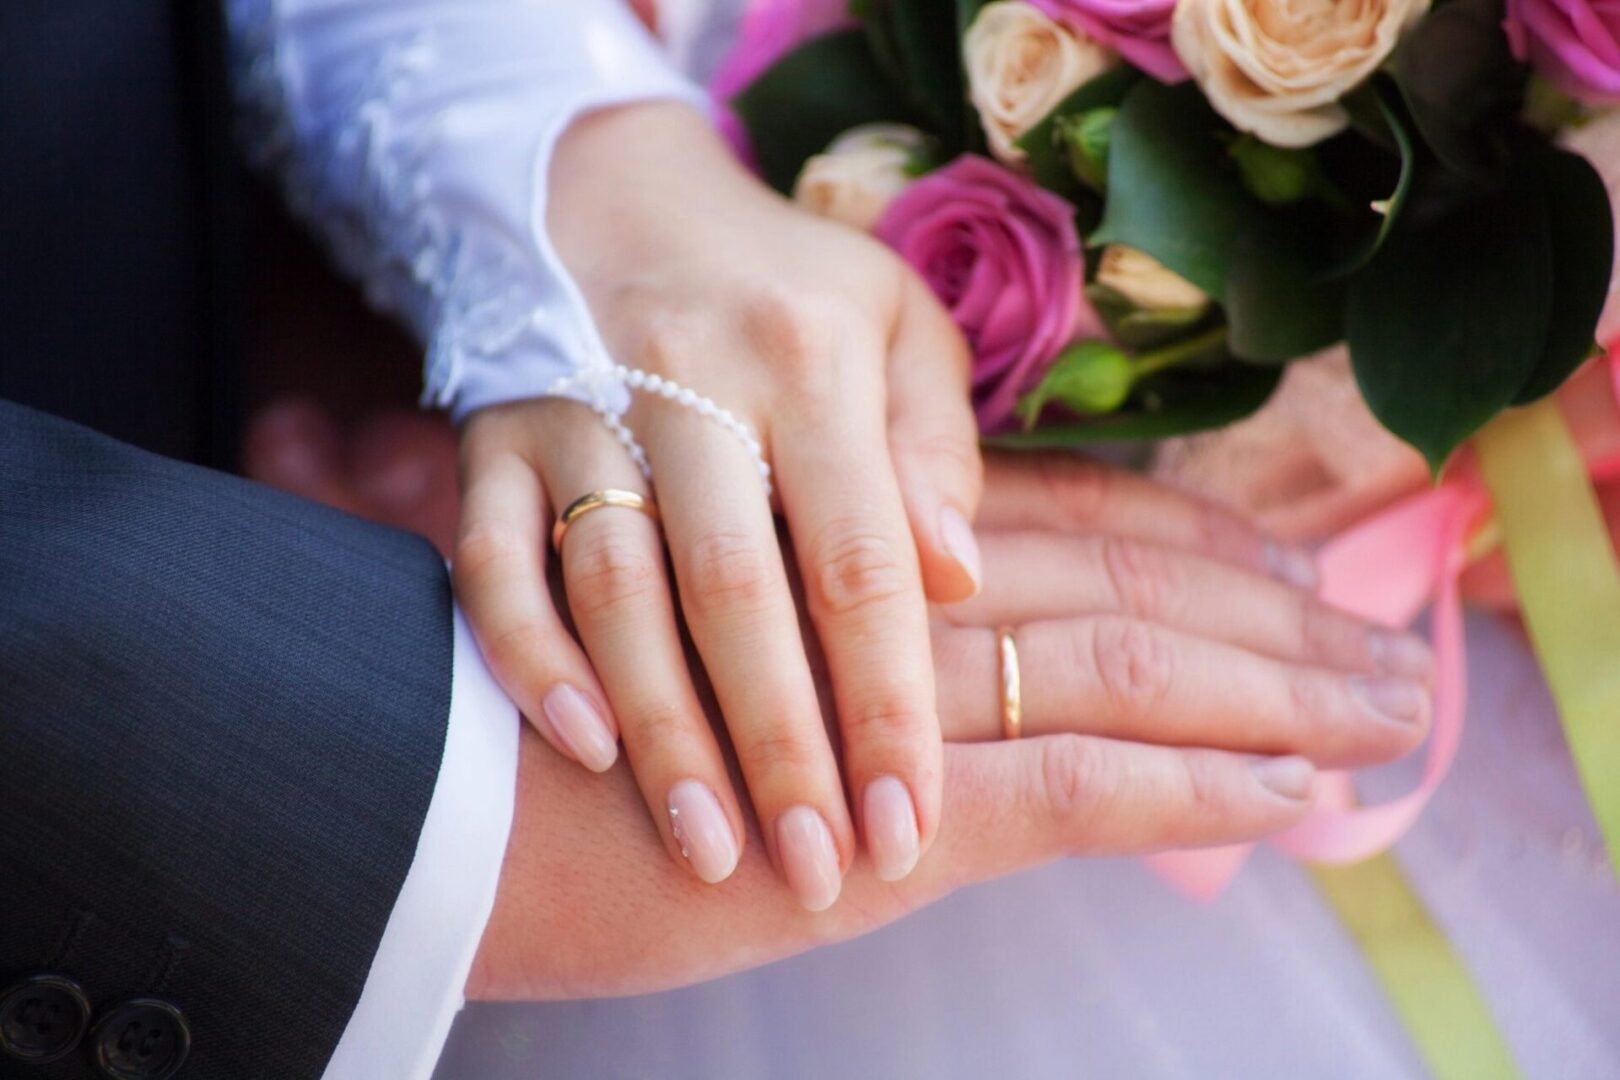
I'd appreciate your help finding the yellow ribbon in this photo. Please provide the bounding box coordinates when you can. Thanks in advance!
[1475,399,1620,878]
[1312,857,1519,1079]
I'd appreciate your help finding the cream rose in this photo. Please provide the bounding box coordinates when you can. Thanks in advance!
[792,124,928,231]
[1171,0,1431,147]
[1095,245,1209,311]
[965,1,1114,164]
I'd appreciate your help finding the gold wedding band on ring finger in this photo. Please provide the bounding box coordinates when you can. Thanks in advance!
[551,489,662,551]
[997,626,1022,741]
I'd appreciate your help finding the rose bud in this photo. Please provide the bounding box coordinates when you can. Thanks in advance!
[1095,245,1209,314]
[792,124,932,231]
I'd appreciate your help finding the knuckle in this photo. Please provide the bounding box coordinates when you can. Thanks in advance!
[1097,537,1184,623]
[681,530,784,617]
[622,699,695,749]
[739,287,846,392]
[1037,454,1112,526]
[1196,501,1259,565]
[1287,671,1344,754]
[482,618,550,680]
[842,694,930,746]
[1175,752,1229,821]
[740,286,830,355]
[807,519,912,617]
[454,522,532,587]
[898,429,983,489]
[564,535,662,618]
[740,726,823,777]
[634,309,710,383]
[1086,617,1175,721]
[1298,601,1368,669]
[1037,734,1114,835]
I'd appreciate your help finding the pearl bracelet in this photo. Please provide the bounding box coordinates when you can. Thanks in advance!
[545,364,774,499]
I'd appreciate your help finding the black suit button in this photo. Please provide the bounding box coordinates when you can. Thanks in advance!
[0,973,91,1063]
[90,998,191,1080]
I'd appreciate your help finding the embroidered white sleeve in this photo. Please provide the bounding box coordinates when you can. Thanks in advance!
[225,0,711,423]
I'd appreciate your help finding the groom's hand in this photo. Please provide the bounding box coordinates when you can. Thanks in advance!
[467,718,1313,1001]
[466,453,1434,1001]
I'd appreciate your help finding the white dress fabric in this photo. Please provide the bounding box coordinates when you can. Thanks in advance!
[226,0,709,424]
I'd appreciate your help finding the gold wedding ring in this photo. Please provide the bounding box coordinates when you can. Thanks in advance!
[997,626,1022,740]
[551,489,661,550]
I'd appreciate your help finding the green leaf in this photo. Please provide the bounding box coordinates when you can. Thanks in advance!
[1393,0,1526,182]
[1016,66,1142,198]
[1090,81,1260,300]
[862,0,970,151]
[1513,144,1614,403]
[732,29,922,193]
[1225,213,1347,364]
[986,361,1281,446]
[1346,185,1553,473]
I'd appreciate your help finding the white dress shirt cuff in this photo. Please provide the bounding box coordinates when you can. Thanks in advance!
[322,605,519,1080]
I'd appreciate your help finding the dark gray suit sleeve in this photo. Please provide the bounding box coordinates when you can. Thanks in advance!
[0,401,455,1079]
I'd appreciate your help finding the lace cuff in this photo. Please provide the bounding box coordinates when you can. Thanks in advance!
[226,0,710,422]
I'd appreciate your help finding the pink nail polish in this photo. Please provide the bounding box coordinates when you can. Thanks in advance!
[776,806,842,912]
[863,776,920,882]
[939,506,983,595]
[540,684,618,773]
[667,780,740,884]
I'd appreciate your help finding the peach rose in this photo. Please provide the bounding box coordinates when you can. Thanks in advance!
[1095,245,1209,311]
[1171,0,1431,147]
[965,1,1114,163]
[792,124,929,230]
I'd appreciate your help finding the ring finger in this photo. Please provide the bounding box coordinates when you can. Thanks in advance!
[931,617,1431,766]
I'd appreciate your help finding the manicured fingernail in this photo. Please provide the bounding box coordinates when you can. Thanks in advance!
[541,684,618,773]
[667,780,740,884]
[1369,629,1435,681]
[939,506,983,595]
[863,776,920,882]
[1266,542,1319,590]
[1350,676,1430,727]
[1251,756,1316,801]
[776,806,842,912]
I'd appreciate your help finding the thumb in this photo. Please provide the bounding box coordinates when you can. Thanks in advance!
[887,280,986,604]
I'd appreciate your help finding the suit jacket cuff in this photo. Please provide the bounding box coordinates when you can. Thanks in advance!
[323,605,519,1080]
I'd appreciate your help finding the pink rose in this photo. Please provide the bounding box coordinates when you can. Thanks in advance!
[876,155,1099,430]
[1506,0,1620,99]
[1029,0,1188,82]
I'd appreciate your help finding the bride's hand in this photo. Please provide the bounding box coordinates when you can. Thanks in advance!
[468,452,1434,1001]
[456,102,987,910]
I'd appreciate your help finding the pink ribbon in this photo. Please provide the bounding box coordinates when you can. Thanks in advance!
[1152,357,1620,900]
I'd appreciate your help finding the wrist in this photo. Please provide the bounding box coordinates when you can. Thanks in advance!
[547,101,767,280]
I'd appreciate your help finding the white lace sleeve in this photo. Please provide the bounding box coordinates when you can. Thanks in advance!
[225,0,710,423]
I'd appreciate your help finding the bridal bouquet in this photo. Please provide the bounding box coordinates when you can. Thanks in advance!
[713,1,1620,1030]
[716,0,1617,473]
